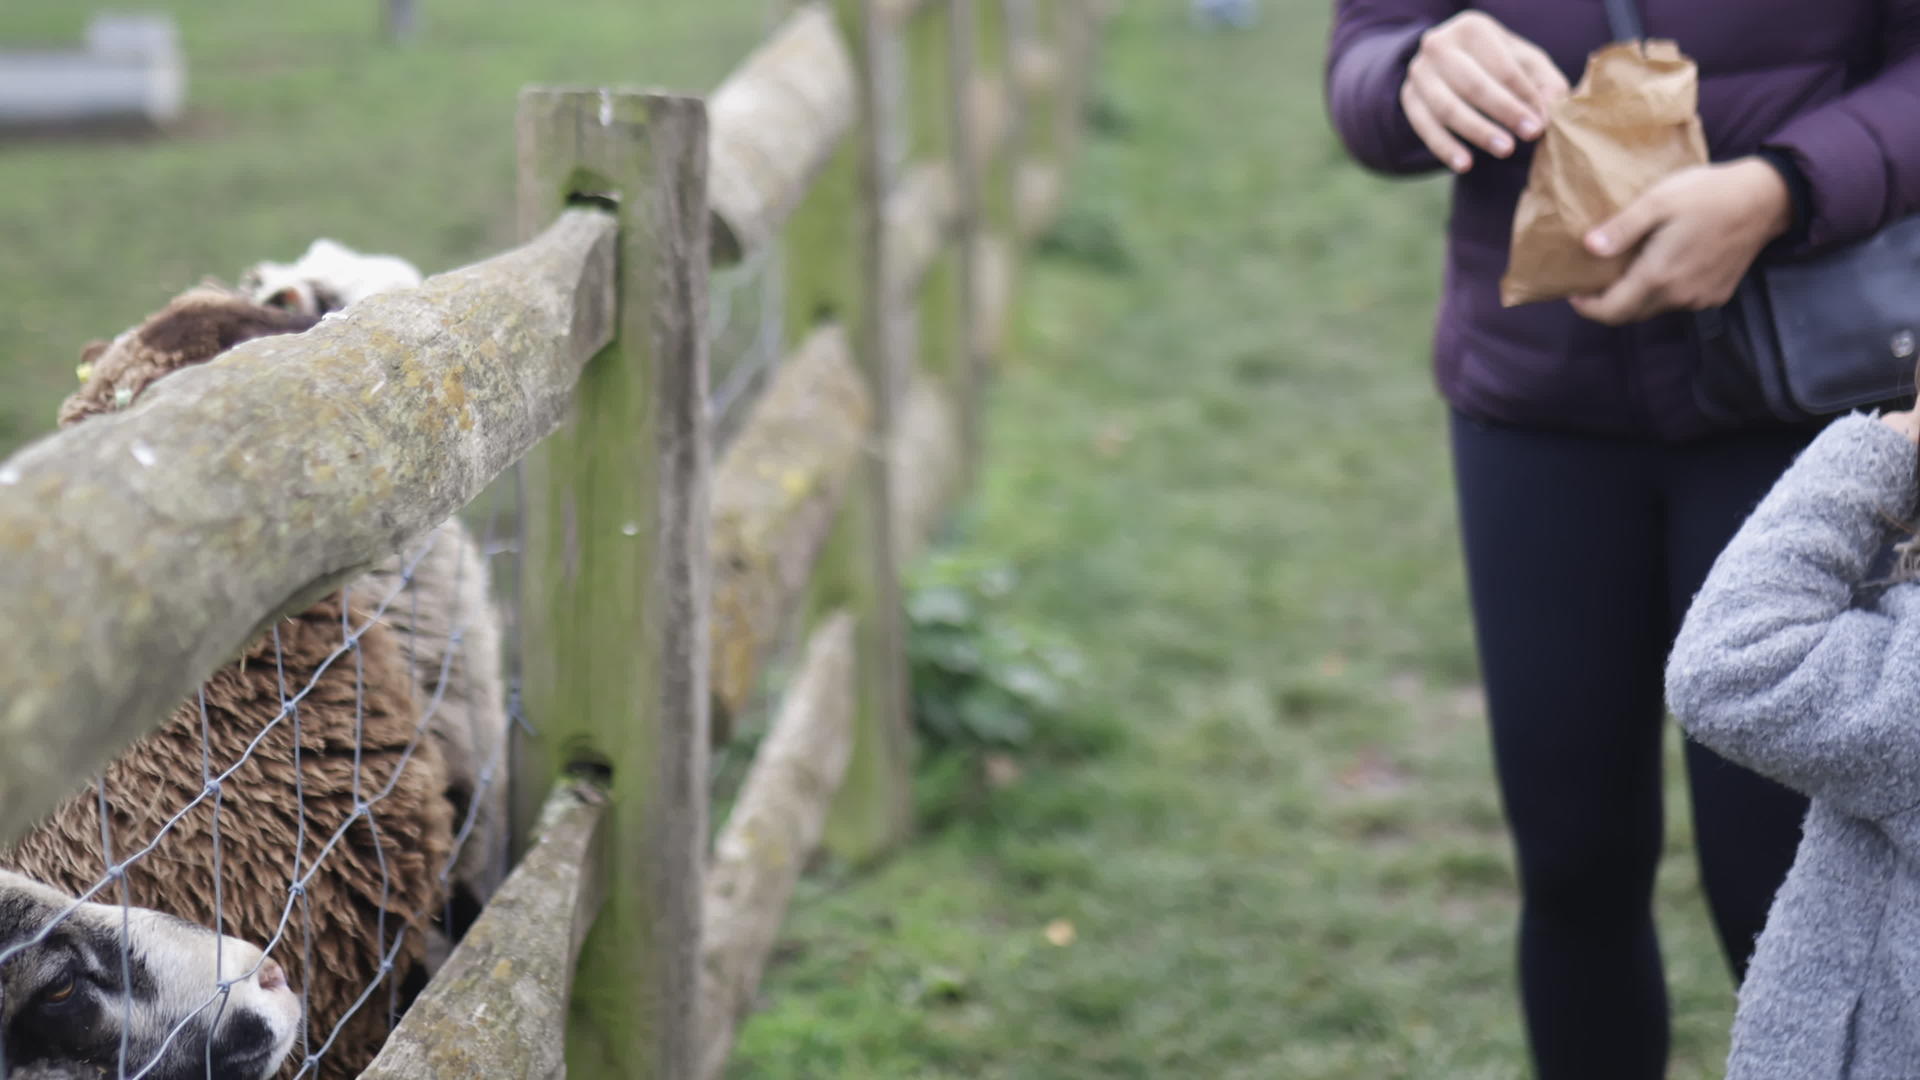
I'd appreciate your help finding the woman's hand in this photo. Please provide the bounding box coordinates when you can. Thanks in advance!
[1400,12,1569,174]
[1569,158,1793,326]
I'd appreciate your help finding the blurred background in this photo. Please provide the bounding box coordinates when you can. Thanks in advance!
[0,1,1741,1076]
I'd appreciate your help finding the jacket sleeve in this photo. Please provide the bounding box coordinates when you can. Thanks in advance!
[1666,414,1920,820]
[1762,2,1920,251]
[1325,0,1460,175]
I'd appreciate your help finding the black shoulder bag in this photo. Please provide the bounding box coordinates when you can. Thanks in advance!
[1604,0,1920,425]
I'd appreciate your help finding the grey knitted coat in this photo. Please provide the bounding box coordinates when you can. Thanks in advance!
[1668,414,1920,1079]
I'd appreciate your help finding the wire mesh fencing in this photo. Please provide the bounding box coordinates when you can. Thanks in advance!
[0,503,515,1080]
[709,234,788,453]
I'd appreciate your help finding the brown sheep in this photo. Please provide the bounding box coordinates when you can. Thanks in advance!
[359,519,513,950]
[3,590,450,1080]
[57,285,320,428]
[3,281,509,1078]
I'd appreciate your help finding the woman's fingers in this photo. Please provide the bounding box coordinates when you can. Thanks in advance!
[1586,181,1671,257]
[1571,219,1685,324]
[1400,87,1473,172]
[1511,41,1571,114]
[1434,42,1547,140]
[1407,59,1519,158]
[1569,276,1657,326]
[1405,13,1567,171]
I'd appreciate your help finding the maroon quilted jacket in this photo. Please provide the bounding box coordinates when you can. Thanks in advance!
[1327,0,1920,440]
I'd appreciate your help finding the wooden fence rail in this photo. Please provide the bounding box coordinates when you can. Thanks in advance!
[699,611,858,1079]
[0,208,617,845]
[0,1,1102,1076]
[707,4,856,265]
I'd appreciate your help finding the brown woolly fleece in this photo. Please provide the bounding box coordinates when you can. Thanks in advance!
[360,521,512,943]
[57,285,320,428]
[1,593,453,1079]
[1,283,506,1079]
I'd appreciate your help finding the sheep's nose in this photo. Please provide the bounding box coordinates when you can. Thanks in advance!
[256,958,287,992]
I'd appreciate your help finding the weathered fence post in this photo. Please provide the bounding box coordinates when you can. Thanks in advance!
[970,0,1020,369]
[513,88,713,1080]
[896,1,971,480]
[944,0,985,472]
[1009,0,1065,240]
[784,0,916,865]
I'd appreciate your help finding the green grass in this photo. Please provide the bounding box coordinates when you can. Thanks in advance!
[0,1,1742,1076]
[0,0,772,455]
[729,4,1740,1078]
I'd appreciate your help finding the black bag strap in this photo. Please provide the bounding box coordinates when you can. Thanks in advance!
[1604,0,1644,41]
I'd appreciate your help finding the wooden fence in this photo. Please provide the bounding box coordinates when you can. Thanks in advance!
[0,0,1101,1076]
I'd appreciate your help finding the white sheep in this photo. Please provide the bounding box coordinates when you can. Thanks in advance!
[238,239,423,318]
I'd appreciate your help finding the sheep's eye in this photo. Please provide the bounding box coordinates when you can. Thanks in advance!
[42,977,77,1005]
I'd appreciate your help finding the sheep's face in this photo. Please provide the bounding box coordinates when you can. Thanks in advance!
[239,239,422,319]
[236,267,332,320]
[0,871,299,1080]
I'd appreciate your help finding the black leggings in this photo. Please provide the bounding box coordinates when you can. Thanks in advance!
[1449,410,1816,1080]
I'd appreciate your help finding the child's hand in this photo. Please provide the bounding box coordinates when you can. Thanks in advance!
[1880,410,1920,443]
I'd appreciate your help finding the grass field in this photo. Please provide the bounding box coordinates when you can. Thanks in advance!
[730,4,1743,1078]
[0,0,770,455]
[0,2,1742,1077]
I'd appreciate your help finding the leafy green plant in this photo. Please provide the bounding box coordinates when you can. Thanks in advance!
[1036,204,1134,274]
[905,554,1086,752]
[1085,89,1133,140]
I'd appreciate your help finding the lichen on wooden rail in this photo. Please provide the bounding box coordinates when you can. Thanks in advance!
[1016,160,1063,240]
[698,611,856,1080]
[708,2,857,266]
[361,782,609,1080]
[873,0,936,30]
[884,160,959,304]
[708,324,872,738]
[972,231,1014,361]
[1013,40,1062,96]
[966,72,1013,172]
[0,208,616,847]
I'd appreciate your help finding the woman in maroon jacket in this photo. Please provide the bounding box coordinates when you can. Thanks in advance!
[1326,3,1920,1077]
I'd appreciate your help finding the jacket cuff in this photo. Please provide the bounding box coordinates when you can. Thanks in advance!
[1763,109,1890,252]
[1753,146,1812,253]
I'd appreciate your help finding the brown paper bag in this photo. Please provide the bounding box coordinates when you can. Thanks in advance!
[1499,41,1708,307]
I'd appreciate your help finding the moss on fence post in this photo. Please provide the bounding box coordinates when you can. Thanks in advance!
[1009,0,1068,241]
[972,0,1020,371]
[907,0,973,480]
[513,88,713,1080]
[786,0,917,866]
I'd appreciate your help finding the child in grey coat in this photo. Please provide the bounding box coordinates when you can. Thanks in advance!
[1668,409,1920,1079]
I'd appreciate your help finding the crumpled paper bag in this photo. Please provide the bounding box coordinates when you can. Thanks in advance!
[1499,40,1708,307]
